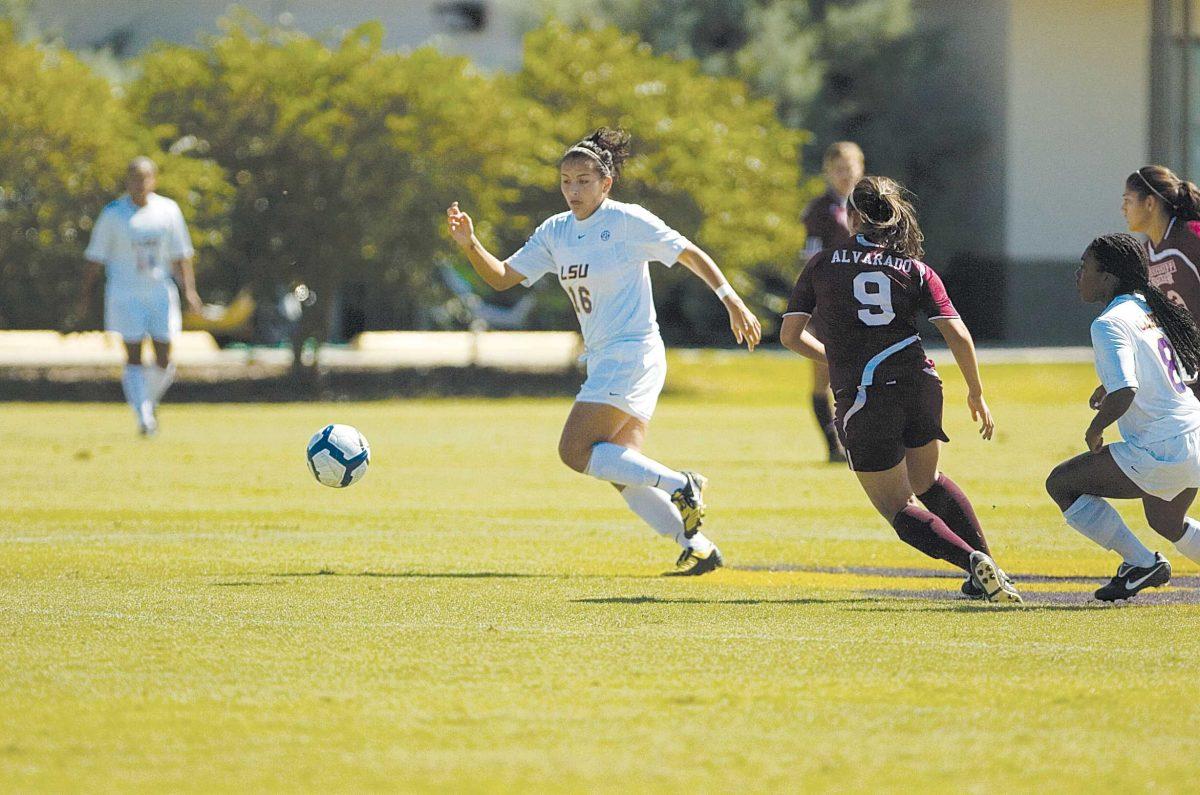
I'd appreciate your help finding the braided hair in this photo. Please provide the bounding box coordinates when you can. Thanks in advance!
[1088,232,1200,375]
[1126,166,1200,221]
[849,176,925,259]
[560,128,632,183]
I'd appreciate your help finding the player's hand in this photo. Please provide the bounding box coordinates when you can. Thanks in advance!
[446,202,475,249]
[723,296,761,352]
[967,391,994,440]
[1085,423,1104,453]
[1088,384,1106,410]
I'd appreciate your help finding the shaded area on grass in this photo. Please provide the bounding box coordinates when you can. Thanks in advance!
[738,563,1200,588]
[0,365,582,402]
[571,596,881,606]
[270,569,551,579]
[861,589,1200,607]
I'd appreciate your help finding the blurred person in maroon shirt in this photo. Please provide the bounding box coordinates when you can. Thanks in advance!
[800,142,863,462]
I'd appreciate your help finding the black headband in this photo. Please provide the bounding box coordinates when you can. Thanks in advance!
[564,145,613,176]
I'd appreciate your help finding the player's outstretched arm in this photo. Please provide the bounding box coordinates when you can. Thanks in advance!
[676,244,761,351]
[931,316,994,440]
[445,202,525,291]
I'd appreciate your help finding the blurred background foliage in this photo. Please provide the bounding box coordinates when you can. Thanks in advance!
[0,1,960,346]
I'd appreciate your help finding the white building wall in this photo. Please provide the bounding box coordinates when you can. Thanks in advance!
[30,0,525,69]
[1005,0,1151,260]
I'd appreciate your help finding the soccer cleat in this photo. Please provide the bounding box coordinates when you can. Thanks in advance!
[664,545,724,577]
[961,564,1015,600]
[1094,553,1171,602]
[670,471,708,538]
[968,551,1023,604]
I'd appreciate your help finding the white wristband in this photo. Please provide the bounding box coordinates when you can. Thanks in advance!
[714,283,736,300]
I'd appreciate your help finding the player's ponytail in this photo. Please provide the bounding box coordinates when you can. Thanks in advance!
[1088,232,1200,375]
[849,176,925,259]
[1126,165,1200,222]
[561,127,632,182]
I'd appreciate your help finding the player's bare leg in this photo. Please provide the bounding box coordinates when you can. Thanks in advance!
[810,360,845,463]
[1046,448,1172,600]
[1142,488,1197,543]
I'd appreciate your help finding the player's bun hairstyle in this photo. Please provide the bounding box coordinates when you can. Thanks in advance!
[1126,166,1200,221]
[849,176,924,259]
[1088,232,1200,375]
[560,128,632,182]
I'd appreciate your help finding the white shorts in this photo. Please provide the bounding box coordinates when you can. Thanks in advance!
[576,341,667,422]
[105,283,181,343]
[1109,427,1200,500]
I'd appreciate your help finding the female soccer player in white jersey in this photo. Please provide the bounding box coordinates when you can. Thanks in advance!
[1046,233,1200,601]
[81,157,201,435]
[446,128,762,575]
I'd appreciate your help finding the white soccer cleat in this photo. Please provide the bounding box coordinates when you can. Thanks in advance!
[969,551,1023,604]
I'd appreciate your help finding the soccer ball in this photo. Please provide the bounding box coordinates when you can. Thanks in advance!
[306,424,370,487]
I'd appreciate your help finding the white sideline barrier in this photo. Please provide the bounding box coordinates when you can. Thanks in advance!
[0,331,220,366]
[0,330,584,372]
[345,331,583,371]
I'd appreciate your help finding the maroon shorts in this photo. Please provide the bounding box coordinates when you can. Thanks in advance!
[833,373,950,472]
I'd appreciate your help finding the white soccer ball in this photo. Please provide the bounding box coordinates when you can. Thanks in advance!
[306,424,371,488]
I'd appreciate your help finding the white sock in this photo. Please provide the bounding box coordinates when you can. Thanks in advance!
[687,531,716,557]
[621,485,687,546]
[1174,518,1200,565]
[148,362,176,404]
[585,442,688,492]
[1063,495,1157,568]
[620,486,717,555]
[121,365,152,422]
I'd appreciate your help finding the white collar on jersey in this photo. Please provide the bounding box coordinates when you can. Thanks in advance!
[856,234,884,248]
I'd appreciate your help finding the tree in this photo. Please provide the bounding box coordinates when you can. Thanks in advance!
[523,0,985,266]
[129,12,543,364]
[0,21,227,329]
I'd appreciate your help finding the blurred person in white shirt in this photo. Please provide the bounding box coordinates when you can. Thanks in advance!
[80,156,201,435]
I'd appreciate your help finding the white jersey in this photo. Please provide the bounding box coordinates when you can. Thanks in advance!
[506,199,690,354]
[85,193,194,291]
[1091,292,1200,447]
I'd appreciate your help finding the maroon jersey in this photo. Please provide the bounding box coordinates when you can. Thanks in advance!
[785,235,959,393]
[802,189,854,252]
[800,190,853,339]
[1148,217,1200,319]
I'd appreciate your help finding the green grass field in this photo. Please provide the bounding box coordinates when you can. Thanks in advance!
[3,353,1199,792]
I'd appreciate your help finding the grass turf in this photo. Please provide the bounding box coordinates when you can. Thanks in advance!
[2,352,1199,792]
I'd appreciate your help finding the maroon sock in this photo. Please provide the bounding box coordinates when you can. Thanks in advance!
[810,393,841,454]
[916,474,991,556]
[891,505,974,571]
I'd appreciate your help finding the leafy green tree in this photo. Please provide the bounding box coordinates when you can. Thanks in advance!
[129,12,542,362]
[505,21,809,340]
[524,0,983,265]
[0,21,227,329]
